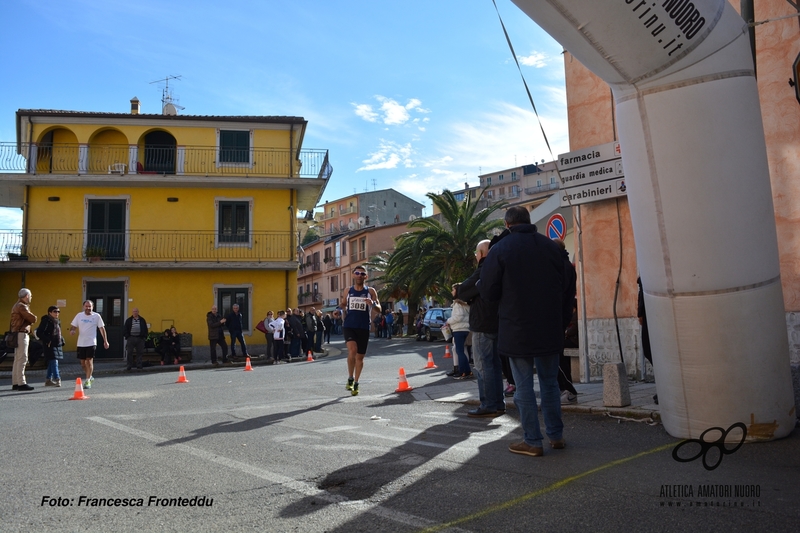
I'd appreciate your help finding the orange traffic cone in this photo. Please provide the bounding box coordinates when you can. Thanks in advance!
[176,366,189,383]
[244,357,253,371]
[444,345,452,359]
[395,367,413,392]
[68,377,89,400]
[307,351,314,362]
[424,352,437,369]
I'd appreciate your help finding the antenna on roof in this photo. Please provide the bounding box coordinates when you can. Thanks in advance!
[150,75,184,115]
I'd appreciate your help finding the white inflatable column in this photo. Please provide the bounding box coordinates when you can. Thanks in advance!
[511,0,795,440]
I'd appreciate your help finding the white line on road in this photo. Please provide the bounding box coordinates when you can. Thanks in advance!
[88,416,472,532]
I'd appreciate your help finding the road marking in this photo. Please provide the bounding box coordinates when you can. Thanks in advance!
[88,416,470,531]
[418,441,678,533]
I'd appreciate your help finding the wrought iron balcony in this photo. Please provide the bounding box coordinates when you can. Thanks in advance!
[524,182,560,195]
[0,230,293,263]
[0,142,331,179]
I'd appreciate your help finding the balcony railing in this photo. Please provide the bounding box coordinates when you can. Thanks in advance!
[339,206,357,215]
[0,142,331,179]
[297,292,323,305]
[0,230,292,263]
[524,182,560,195]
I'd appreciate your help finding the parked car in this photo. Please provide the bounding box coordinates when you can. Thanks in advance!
[421,307,452,342]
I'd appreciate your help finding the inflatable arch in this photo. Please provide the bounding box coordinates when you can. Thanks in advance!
[511,0,795,440]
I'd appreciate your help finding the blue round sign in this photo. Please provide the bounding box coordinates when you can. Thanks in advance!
[546,214,566,240]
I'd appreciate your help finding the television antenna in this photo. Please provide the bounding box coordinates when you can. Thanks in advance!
[150,75,184,114]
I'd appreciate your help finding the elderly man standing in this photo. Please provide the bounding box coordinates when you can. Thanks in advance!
[457,239,504,417]
[479,206,569,457]
[207,305,228,366]
[123,307,148,371]
[10,288,37,391]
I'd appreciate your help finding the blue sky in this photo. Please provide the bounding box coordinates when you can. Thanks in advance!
[0,0,569,228]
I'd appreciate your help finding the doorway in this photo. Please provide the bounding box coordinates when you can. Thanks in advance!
[85,281,125,359]
[143,130,176,173]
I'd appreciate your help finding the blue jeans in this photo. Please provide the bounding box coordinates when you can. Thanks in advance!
[47,359,60,381]
[472,332,505,412]
[509,354,563,447]
[229,331,248,356]
[452,331,470,374]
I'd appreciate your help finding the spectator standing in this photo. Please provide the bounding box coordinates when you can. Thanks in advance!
[123,307,148,371]
[263,311,275,360]
[323,313,333,344]
[479,206,569,457]
[69,300,109,389]
[288,308,304,358]
[553,239,578,405]
[314,310,325,352]
[207,304,228,366]
[304,307,317,355]
[272,310,287,362]
[37,305,64,387]
[385,310,394,339]
[225,303,249,358]
[447,293,471,379]
[10,288,37,391]
[396,310,405,336]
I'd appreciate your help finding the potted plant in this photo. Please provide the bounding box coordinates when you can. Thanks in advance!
[84,245,106,262]
[7,252,28,261]
[58,254,70,264]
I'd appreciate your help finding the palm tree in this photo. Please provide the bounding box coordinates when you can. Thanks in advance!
[379,189,506,314]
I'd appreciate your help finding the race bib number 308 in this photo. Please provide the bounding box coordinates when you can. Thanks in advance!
[348,297,368,311]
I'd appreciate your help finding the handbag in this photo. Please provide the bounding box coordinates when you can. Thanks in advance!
[4,331,18,349]
[255,320,268,334]
[441,324,453,341]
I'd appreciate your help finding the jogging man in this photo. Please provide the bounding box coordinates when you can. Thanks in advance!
[343,265,381,396]
[69,300,109,388]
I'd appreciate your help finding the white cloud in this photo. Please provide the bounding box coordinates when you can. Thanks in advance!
[353,103,378,122]
[387,99,569,203]
[352,95,429,126]
[518,51,549,68]
[357,140,415,172]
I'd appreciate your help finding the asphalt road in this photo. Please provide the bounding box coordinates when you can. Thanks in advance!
[2,337,799,532]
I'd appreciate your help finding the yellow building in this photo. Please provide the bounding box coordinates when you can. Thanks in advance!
[0,99,331,359]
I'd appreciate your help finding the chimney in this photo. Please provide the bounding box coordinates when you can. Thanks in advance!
[130,97,140,115]
[465,182,469,190]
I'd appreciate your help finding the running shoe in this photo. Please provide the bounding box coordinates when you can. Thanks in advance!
[504,384,516,397]
[346,377,354,391]
[351,382,359,396]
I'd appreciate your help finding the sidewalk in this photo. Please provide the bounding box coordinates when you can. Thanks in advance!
[1,339,660,421]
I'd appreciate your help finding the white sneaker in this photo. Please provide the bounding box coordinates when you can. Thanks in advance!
[560,390,577,405]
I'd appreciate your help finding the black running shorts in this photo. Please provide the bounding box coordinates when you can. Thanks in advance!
[76,346,97,360]
[343,328,370,354]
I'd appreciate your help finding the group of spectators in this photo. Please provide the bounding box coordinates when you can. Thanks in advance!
[205,305,340,365]
[372,309,404,338]
[449,206,577,458]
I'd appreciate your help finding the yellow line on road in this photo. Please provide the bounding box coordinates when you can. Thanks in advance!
[418,441,677,533]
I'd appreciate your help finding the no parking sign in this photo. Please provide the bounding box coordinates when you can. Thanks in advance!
[546,213,566,240]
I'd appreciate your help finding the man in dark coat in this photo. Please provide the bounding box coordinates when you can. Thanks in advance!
[479,206,569,457]
[457,239,504,417]
[288,308,304,358]
[207,305,228,365]
[225,303,249,358]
